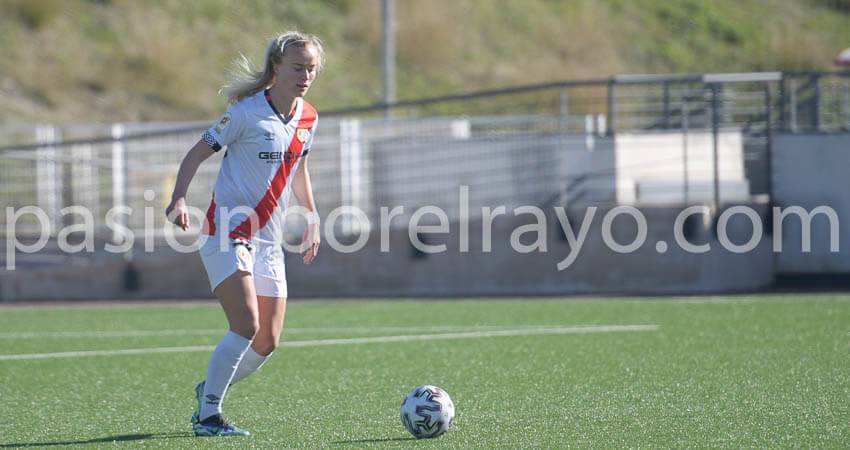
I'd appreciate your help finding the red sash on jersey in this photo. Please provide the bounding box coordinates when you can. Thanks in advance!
[203,101,317,239]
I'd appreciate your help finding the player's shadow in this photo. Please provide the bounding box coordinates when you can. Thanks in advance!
[0,431,194,448]
[332,437,417,444]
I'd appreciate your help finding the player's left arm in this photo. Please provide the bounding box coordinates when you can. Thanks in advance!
[292,154,320,265]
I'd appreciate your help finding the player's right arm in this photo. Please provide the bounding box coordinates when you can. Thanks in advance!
[166,139,216,230]
[167,103,246,230]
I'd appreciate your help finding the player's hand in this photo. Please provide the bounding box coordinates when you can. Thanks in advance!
[165,197,189,231]
[302,223,320,265]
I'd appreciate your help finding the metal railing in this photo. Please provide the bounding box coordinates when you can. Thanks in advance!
[1,71,848,270]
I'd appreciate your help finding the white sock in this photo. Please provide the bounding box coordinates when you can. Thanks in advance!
[199,331,252,421]
[230,347,271,385]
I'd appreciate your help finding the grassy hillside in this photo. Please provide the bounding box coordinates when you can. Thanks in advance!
[0,0,848,123]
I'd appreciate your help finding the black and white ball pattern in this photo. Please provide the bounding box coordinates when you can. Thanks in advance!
[400,385,455,439]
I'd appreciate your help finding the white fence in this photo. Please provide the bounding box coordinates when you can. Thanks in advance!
[0,114,616,239]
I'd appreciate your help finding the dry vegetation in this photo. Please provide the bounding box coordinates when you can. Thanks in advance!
[0,0,847,123]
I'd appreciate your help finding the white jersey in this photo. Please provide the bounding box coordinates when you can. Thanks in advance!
[201,90,318,244]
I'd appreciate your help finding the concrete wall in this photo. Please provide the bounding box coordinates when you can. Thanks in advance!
[2,126,806,301]
[371,133,615,222]
[371,129,752,212]
[615,131,749,205]
[0,205,774,301]
[0,241,210,301]
[285,205,773,297]
[772,132,850,273]
[561,135,616,205]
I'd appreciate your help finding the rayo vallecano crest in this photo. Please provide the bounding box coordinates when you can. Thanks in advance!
[296,128,310,143]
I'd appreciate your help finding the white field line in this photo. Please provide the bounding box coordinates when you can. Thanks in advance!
[640,294,850,305]
[3,293,849,312]
[0,324,611,339]
[0,329,223,339]
[0,324,657,361]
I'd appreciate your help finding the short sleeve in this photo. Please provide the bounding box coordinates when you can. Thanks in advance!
[301,117,318,157]
[202,103,246,151]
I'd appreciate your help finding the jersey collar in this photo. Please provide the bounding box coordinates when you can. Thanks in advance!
[264,89,301,125]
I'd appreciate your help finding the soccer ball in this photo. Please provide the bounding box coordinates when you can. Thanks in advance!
[400,385,455,439]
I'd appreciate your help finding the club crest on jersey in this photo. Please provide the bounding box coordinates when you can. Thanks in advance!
[264,131,275,141]
[296,128,310,143]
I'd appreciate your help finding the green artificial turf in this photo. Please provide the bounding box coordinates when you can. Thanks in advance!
[0,295,847,448]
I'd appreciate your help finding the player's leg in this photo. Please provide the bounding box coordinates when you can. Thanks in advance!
[215,270,261,339]
[254,295,287,355]
[194,270,258,436]
[230,244,287,385]
[231,295,286,384]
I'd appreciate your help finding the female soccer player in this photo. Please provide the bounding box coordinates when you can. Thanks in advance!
[166,31,324,437]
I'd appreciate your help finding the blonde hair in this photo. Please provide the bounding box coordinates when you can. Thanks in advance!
[221,31,325,104]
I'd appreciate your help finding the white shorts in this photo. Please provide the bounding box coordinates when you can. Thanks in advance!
[198,236,288,298]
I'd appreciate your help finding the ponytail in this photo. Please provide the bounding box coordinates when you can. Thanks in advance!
[221,31,325,104]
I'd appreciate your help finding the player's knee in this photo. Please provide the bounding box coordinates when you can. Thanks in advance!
[254,341,275,356]
[254,330,281,355]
